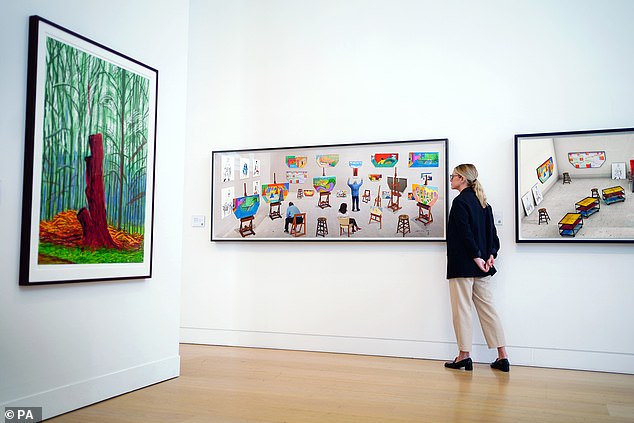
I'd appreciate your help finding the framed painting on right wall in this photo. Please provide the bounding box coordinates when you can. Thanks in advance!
[515,127,634,243]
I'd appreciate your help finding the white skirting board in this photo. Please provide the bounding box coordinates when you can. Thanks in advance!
[181,328,634,375]
[1,355,180,421]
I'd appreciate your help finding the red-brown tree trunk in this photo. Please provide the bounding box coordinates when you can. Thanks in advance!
[77,134,118,249]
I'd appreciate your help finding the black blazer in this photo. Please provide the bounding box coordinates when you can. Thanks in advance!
[446,187,500,279]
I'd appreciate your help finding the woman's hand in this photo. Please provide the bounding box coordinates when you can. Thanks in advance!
[474,257,490,272]
[486,255,495,269]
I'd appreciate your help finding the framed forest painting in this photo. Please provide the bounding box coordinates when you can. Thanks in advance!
[19,16,158,284]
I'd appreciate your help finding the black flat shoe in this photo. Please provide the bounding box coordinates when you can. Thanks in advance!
[444,357,473,371]
[490,358,510,372]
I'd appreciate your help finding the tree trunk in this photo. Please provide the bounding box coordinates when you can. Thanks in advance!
[77,133,118,249]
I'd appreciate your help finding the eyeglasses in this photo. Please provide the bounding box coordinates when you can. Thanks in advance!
[449,174,461,180]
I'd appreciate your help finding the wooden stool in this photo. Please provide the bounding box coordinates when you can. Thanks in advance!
[318,191,331,209]
[290,213,306,237]
[396,214,411,236]
[562,172,572,184]
[239,216,255,237]
[362,189,371,203]
[269,202,282,220]
[387,192,402,212]
[316,217,328,237]
[297,189,303,199]
[538,208,550,225]
[416,202,433,225]
[591,188,599,198]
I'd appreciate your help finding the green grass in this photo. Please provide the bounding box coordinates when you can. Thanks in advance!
[39,243,144,264]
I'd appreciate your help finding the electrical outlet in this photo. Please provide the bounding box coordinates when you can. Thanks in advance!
[494,211,503,226]
[191,215,205,228]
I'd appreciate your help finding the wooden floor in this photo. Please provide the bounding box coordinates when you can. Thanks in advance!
[49,344,634,423]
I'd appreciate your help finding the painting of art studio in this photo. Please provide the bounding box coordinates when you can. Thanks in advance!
[516,128,634,242]
[211,139,447,241]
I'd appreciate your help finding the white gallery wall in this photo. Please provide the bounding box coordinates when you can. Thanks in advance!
[182,0,634,373]
[0,0,188,419]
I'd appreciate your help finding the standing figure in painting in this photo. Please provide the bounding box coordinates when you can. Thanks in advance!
[338,203,361,232]
[347,177,363,212]
[444,164,509,372]
[284,202,302,233]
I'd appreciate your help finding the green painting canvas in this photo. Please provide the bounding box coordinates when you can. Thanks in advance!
[20,16,158,284]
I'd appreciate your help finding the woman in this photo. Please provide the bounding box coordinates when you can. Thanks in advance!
[338,203,361,232]
[444,164,509,372]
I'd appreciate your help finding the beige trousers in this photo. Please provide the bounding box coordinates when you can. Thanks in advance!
[448,276,506,352]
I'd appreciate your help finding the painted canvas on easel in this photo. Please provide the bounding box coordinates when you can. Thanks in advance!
[211,138,448,241]
[19,16,158,284]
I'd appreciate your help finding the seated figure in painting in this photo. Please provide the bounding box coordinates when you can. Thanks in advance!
[338,203,361,232]
[284,202,303,233]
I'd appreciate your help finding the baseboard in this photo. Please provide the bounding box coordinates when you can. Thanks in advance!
[1,355,180,421]
[181,327,634,374]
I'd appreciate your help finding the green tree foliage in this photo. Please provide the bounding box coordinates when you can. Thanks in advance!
[41,37,151,234]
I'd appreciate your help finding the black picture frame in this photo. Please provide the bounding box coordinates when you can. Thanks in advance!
[211,138,448,241]
[515,127,634,243]
[19,16,159,284]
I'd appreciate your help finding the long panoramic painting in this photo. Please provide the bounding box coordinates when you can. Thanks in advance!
[515,127,634,243]
[211,139,448,241]
[20,16,158,284]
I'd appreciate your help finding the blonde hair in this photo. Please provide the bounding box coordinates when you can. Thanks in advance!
[454,164,487,208]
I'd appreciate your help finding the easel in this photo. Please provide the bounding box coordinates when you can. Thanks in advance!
[239,216,255,237]
[268,173,282,220]
[387,167,402,212]
[269,202,281,220]
[317,167,331,208]
[373,186,382,207]
[416,203,433,225]
[238,183,256,237]
[318,191,331,208]
[415,175,433,225]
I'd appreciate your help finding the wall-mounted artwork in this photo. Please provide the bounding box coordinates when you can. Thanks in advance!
[221,187,235,218]
[515,127,634,243]
[253,159,261,177]
[19,16,158,285]
[211,138,448,241]
[537,157,554,183]
[222,156,234,182]
[612,162,626,179]
[568,151,605,168]
[286,156,307,168]
[408,152,439,167]
[371,153,398,167]
[286,171,308,184]
[316,154,339,167]
[240,158,250,179]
